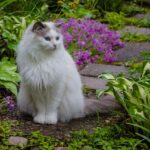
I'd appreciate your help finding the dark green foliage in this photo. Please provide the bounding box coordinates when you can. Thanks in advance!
[82,0,123,13]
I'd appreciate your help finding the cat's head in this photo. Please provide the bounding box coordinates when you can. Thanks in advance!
[30,21,63,52]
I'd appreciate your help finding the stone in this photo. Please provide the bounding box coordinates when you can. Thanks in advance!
[119,25,150,35]
[81,76,107,90]
[85,95,122,114]
[116,42,150,62]
[80,63,127,77]
[133,13,150,20]
[8,136,28,146]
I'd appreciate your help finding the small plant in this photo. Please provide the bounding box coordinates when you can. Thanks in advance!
[0,96,15,114]
[27,131,62,149]
[57,18,124,65]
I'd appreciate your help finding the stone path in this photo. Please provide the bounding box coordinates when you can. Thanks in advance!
[80,64,128,77]
[116,42,150,62]
[119,25,150,35]
[134,13,150,20]
[80,13,150,113]
[80,63,127,114]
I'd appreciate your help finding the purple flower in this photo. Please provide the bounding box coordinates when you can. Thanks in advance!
[57,18,124,65]
[4,96,15,111]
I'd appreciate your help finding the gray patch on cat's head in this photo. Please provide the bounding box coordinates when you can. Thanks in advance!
[32,22,49,36]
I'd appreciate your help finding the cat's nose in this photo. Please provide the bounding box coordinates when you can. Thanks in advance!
[53,44,56,49]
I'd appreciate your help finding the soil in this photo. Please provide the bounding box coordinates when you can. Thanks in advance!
[1,102,125,140]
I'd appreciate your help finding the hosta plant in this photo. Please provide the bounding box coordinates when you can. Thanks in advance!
[0,58,20,96]
[97,62,150,142]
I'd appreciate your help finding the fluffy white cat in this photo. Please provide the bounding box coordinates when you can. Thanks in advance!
[17,21,102,124]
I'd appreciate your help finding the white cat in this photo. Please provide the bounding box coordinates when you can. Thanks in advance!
[17,21,103,124]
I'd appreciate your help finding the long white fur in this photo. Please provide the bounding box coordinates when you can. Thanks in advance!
[17,22,85,124]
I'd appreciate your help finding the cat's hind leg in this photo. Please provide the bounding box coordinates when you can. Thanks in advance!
[17,82,36,117]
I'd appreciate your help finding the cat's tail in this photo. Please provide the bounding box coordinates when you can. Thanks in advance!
[84,96,122,115]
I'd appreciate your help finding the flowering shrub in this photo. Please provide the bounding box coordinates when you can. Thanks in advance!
[57,18,124,65]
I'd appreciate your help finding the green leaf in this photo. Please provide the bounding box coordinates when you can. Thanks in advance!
[0,81,17,96]
[98,73,115,80]
[0,59,20,96]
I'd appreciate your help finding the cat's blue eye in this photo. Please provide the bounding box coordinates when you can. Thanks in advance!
[56,36,59,40]
[44,36,51,41]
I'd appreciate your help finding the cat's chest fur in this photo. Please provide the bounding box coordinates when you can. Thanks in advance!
[22,52,66,88]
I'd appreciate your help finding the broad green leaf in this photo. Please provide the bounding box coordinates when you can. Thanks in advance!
[0,81,17,96]
[99,73,115,80]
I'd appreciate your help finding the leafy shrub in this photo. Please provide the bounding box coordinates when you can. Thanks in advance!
[0,15,33,59]
[82,0,123,13]
[125,17,150,28]
[98,62,150,142]
[57,18,124,65]
[103,12,125,29]
[0,58,20,96]
[57,0,97,19]
[121,3,147,16]
[102,12,150,30]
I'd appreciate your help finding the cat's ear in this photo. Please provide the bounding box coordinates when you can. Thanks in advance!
[32,22,46,32]
[55,22,62,28]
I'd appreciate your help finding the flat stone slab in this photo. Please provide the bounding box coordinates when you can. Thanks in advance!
[8,136,27,146]
[116,42,150,62]
[85,95,122,114]
[133,13,150,20]
[80,64,128,77]
[119,25,150,35]
[81,76,107,90]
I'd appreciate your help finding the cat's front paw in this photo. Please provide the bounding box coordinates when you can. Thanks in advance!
[33,114,45,124]
[45,112,58,124]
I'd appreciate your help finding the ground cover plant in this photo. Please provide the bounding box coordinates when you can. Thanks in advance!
[0,120,149,149]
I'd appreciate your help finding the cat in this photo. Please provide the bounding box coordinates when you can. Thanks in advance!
[16,21,106,124]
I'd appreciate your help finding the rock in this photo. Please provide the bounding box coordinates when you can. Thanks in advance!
[80,63,127,77]
[119,25,150,35]
[81,76,107,90]
[116,42,150,62]
[8,136,28,146]
[81,146,90,150]
[55,147,68,150]
[133,13,150,20]
[85,95,122,114]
